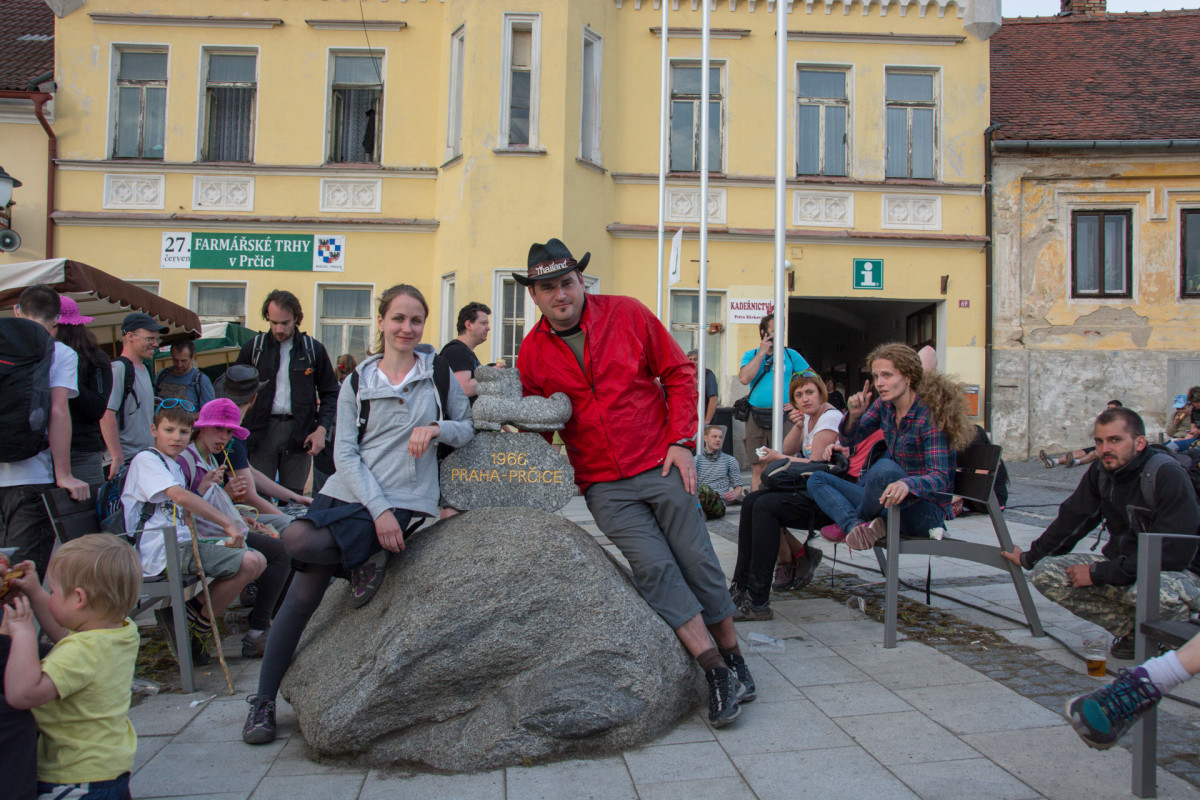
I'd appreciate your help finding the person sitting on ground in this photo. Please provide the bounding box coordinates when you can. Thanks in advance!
[154,340,215,409]
[730,373,844,620]
[335,353,357,385]
[807,343,973,552]
[1167,387,1200,439]
[1067,627,1200,750]
[125,401,266,666]
[178,398,292,659]
[1004,407,1200,660]
[242,284,473,746]
[696,425,743,520]
[1166,421,1200,454]
[1040,399,1123,468]
[1,535,142,800]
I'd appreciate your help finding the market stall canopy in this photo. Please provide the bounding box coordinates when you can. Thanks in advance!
[0,259,201,347]
[153,321,256,379]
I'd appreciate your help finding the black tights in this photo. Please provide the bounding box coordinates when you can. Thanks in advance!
[255,520,342,701]
[244,531,291,631]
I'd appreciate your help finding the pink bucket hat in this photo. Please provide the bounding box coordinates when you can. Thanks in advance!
[58,297,93,326]
[193,398,249,439]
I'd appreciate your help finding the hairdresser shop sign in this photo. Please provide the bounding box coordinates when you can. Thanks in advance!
[160,232,346,272]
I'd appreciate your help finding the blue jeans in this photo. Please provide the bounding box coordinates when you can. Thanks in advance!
[806,458,945,538]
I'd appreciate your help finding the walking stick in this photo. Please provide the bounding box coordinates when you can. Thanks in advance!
[184,512,235,695]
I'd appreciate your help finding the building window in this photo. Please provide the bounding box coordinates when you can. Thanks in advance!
[497,276,530,364]
[580,28,602,164]
[440,273,457,347]
[1183,210,1200,297]
[192,283,246,325]
[797,68,848,177]
[446,26,466,160]
[500,14,540,148]
[885,70,936,180]
[1072,210,1132,298]
[129,280,160,295]
[669,290,724,378]
[329,53,383,164]
[202,51,256,162]
[670,62,723,173]
[318,285,373,361]
[113,49,167,159]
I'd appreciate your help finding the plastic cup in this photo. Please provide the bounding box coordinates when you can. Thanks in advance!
[1083,637,1108,678]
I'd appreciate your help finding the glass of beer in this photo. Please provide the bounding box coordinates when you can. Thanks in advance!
[1083,637,1108,678]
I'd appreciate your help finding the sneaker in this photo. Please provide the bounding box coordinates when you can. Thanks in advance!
[1111,634,1136,660]
[348,550,389,609]
[1066,667,1162,750]
[819,523,846,543]
[705,666,746,728]
[777,548,823,592]
[729,582,748,609]
[188,619,214,667]
[243,694,277,744]
[238,581,259,610]
[241,629,269,659]
[723,652,756,703]
[846,517,887,551]
[732,600,773,622]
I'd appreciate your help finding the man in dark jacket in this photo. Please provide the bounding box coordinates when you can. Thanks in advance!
[1003,408,1200,659]
[516,238,753,730]
[234,290,339,495]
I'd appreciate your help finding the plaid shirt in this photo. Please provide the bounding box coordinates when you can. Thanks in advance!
[840,396,956,517]
[695,448,742,497]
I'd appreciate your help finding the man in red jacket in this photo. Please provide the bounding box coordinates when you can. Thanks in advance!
[516,239,753,728]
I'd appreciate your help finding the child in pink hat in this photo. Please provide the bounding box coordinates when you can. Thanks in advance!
[57,296,94,326]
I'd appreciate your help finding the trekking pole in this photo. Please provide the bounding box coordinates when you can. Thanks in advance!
[184,512,235,696]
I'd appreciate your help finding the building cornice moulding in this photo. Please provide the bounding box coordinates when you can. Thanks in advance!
[89,13,283,28]
[610,172,982,196]
[607,222,986,248]
[305,19,407,31]
[52,211,438,233]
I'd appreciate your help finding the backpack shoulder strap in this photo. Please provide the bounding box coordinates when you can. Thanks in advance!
[251,333,266,369]
[351,370,369,445]
[115,356,137,430]
[302,332,316,365]
[1140,451,1187,509]
[432,354,451,422]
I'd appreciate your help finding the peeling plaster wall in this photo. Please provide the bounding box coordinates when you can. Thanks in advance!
[991,154,1200,457]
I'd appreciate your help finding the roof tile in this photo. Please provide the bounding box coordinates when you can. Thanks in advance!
[0,0,54,92]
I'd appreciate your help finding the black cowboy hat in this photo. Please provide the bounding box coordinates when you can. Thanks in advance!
[214,364,270,406]
[511,238,590,286]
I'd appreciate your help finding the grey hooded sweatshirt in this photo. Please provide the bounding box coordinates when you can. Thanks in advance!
[320,349,474,519]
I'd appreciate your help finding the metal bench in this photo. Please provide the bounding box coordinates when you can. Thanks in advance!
[874,442,1046,648]
[42,487,201,693]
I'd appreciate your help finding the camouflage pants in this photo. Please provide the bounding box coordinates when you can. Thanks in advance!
[698,485,726,520]
[1029,553,1200,637]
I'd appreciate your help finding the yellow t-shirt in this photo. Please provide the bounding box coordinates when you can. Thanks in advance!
[32,619,140,784]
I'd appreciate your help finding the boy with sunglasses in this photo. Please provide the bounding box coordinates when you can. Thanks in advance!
[99,313,169,477]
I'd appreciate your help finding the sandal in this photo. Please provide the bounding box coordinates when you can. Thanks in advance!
[1038,449,1054,469]
[348,550,389,609]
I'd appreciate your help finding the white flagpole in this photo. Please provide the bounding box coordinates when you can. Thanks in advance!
[697,0,711,445]
[771,0,788,452]
[656,0,669,321]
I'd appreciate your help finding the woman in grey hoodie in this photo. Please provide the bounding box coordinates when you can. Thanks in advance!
[242,284,473,745]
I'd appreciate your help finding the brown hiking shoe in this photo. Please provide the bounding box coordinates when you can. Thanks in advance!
[846,517,887,551]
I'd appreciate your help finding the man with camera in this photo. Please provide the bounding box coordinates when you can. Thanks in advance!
[737,314,810,491]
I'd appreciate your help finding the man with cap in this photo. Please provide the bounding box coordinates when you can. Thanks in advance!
[234,290,339,496]
[99,311,169,473]
[516,238,754,728]
[1168,387,1200,439]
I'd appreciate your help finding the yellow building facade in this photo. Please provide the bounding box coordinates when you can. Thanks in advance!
[46,0,993,408]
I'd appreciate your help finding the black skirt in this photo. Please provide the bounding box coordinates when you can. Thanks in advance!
[300,494,416,573]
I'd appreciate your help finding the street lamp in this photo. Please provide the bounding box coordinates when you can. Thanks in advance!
[0,164,21,209]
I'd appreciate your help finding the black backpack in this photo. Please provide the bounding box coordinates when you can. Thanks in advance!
[0,318,55,462]
[114,356,143,431]
[97,449,172,539]
[349,355,453,456]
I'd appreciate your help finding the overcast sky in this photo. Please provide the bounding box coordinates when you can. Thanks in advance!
[1002,0,1200,15]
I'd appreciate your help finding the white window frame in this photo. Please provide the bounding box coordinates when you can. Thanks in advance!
[129,280,160,295]
[198,47,258,163]
[493,270,537,364]
[884,67,939,180]
[579,27,602,164]
[190,280,247,325]
[314,282,376,361]
[440,272,457,347]
[668,288,726,381]
[668,59,725,174]
[446,25,466,161]
[325,49,385,164]
[110,45,169,160]
[796,64,850,177]
[498,13,541,150]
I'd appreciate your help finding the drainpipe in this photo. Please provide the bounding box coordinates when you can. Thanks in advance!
[983,123,1000,434]
[0,86,56,258]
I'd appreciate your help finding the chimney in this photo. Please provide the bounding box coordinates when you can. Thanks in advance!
[1060,0,1107,14]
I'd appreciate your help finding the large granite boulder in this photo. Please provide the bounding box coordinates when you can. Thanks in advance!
[281,507,705,772]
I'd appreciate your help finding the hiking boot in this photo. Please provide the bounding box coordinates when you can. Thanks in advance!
[723,652,756,703]
[348,550,389,609]
[782,548,823,592]
[771,558,799,592]
[732,599,773,622]
[705,666,746,728]
[1066,667,1162,750]
[242,694,277,745]
[241,629,269,659]
[846,517,887,551]
[729,582,748,609]
[1111,634,1136,660]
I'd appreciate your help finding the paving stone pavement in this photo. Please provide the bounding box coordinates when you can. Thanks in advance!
[126,492,1200,799]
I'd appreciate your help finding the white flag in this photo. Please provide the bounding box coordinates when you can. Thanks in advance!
[668,228,683,286]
